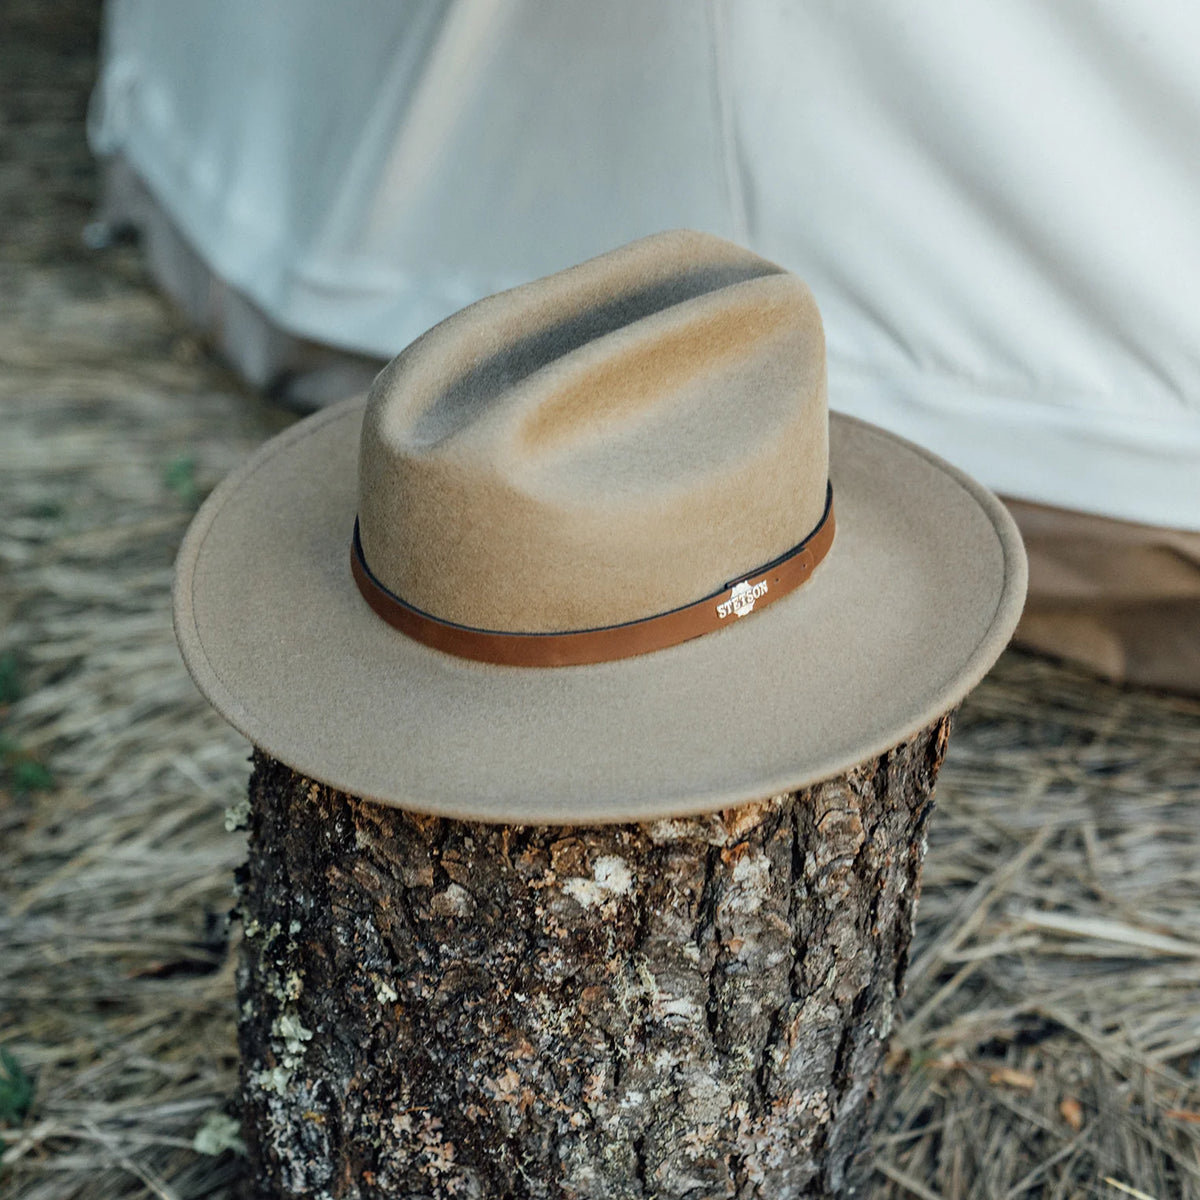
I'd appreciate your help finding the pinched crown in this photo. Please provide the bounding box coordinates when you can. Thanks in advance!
[357,230,829,633]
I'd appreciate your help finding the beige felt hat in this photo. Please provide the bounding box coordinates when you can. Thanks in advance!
[174,230,1026,823]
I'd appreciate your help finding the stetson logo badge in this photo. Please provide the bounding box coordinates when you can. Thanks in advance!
[717,579,769,620]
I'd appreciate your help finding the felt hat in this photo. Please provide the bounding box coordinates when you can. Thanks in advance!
[174,230,1026,823]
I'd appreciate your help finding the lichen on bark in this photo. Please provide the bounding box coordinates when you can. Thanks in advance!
[236,715,951,1199]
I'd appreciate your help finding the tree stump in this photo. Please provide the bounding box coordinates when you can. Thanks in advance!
[234,715,952,1199]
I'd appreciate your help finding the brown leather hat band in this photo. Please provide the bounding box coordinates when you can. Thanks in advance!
[351,485,835,667]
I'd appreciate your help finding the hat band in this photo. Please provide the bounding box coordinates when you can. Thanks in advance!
[351,484,835,667]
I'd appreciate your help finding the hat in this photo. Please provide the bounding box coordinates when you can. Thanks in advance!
[174,231,1026,823]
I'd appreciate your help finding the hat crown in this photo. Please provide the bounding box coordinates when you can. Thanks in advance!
[357,230,829,633]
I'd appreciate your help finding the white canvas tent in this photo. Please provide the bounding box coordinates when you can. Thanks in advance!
[89,0,1200,686]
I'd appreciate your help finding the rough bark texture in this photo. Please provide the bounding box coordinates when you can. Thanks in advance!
[235,716,952,1199]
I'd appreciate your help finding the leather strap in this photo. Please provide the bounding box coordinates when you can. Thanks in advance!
[351,484,835,667]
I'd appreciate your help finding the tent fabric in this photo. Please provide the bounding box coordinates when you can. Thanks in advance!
[89,0,1200,531]
[1009,501,1200,695]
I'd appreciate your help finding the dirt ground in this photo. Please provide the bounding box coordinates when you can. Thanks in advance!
[3,4,1200,1198]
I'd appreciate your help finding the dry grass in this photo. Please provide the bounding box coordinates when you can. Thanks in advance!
[3,3,1200,1197]
[876,657,1200,1200]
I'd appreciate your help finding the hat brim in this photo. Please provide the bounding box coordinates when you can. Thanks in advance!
[174,397,1026,823]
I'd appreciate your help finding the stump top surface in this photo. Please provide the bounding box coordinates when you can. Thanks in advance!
[175,399,1025,822]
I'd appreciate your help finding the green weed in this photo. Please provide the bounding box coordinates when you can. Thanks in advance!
[164,452,200,507]
[0,1048,34,1126]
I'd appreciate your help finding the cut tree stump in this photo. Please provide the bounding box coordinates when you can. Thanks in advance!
[235,714,952,1199]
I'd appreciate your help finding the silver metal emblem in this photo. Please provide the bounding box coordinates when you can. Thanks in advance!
[717,579,769,620]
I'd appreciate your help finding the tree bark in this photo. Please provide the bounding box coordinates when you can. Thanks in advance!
[235,715,952,1199]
